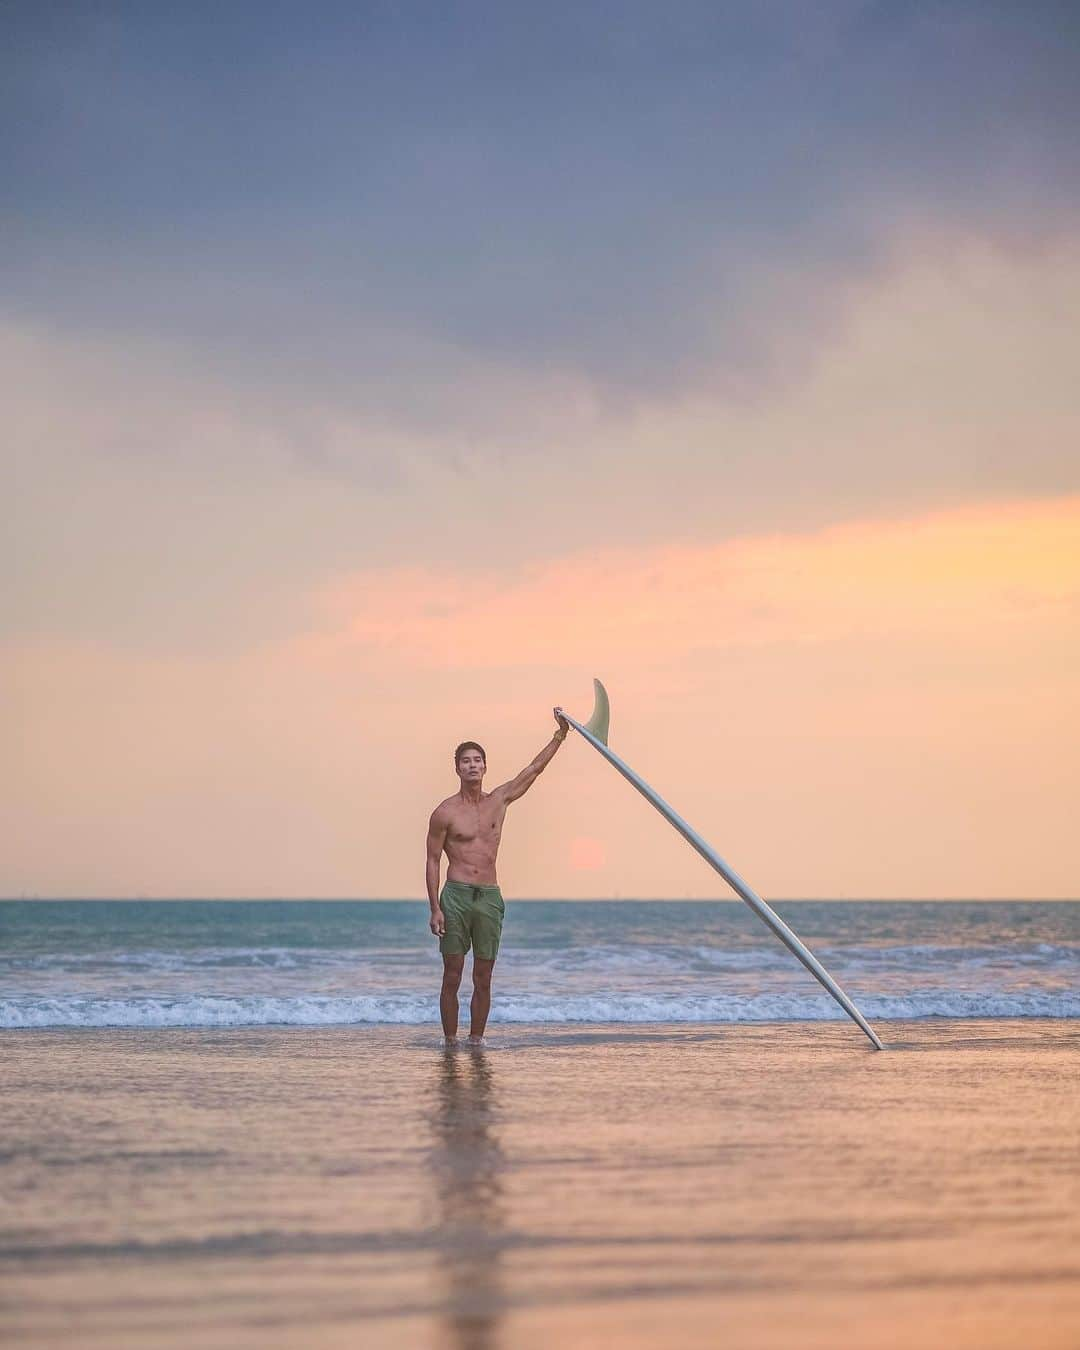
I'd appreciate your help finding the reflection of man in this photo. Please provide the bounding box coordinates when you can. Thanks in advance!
[431,1047,504,1350]
[426,710,569,1044]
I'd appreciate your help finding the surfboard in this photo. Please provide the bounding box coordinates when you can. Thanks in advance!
[556,679,884,1050]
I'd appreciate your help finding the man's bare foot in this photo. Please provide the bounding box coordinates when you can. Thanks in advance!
[443,1035,459,1047]
[467,1035,485,1047]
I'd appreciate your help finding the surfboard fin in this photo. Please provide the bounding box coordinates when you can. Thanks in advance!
[584,677,611,746]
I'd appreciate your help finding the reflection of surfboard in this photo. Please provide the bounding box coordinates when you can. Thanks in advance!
[557,679,884,1050]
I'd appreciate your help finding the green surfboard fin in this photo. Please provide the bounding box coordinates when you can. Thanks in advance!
[583,677,611,746]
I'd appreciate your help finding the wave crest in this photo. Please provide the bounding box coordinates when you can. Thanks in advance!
[3,990,1078,1029]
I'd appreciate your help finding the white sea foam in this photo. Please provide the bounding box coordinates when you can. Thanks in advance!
[4,990,1078,1029]
[3,941,1076,976]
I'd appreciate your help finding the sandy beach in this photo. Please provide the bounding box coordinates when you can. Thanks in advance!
[4,1019,1078,1349]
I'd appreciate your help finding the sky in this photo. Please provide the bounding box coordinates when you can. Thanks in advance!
[3,2,1078,898]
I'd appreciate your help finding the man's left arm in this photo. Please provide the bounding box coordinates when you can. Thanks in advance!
[496,709,570,804]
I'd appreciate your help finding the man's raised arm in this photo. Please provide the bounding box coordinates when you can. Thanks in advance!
[495,709,570,805]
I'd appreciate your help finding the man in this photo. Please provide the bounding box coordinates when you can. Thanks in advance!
[426,709,570,1045]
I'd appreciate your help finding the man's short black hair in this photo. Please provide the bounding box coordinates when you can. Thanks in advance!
[454,740,486,768]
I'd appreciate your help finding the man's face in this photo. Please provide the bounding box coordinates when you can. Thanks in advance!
[456,750,486,784]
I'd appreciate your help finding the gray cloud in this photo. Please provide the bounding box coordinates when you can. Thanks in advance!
[4,1,1078,409]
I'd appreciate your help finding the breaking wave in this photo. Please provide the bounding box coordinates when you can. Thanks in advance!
[3,941,1076,976]
[4,989,1078,1029]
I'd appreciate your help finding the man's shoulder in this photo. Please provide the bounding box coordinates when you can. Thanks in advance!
[431,790,501,819]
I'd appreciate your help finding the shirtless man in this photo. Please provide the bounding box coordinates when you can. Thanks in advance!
[426,709,570,1044]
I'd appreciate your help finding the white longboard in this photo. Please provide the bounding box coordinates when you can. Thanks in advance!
[557,679,884,1050]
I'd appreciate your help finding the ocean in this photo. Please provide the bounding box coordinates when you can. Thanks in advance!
[2,899,1077,1029]
[4,901,1079,1349]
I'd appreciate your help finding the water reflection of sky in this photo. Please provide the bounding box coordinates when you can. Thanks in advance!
[430,1048,506,1350]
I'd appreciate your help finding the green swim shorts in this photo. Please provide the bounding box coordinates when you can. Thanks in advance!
[439,881,505,960]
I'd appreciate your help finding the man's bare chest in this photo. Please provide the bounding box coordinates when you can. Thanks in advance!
[445,801,506,846]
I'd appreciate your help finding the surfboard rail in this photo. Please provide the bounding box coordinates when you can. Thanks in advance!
[557,678,885,1050]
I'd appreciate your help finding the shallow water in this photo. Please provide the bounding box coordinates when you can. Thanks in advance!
[3,1020,1078,1348]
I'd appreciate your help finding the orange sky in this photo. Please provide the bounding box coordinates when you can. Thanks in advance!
[306,495,1079,670]
[6,484,1077,898]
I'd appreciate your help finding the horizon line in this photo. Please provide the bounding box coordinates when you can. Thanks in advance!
[2,896,1077,904]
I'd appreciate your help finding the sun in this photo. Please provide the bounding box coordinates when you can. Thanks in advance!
[569,836,607,871]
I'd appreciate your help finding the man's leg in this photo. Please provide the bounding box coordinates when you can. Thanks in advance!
[441,954,465,1040]
[469,957,495,1040]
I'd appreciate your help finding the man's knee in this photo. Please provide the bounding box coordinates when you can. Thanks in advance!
[472,959,494,991]
[442,957,465,990]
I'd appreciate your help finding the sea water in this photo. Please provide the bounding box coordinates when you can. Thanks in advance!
[2,899,1077,1028]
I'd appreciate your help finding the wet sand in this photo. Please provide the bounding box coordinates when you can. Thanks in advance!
[3,1021,1078,1348]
